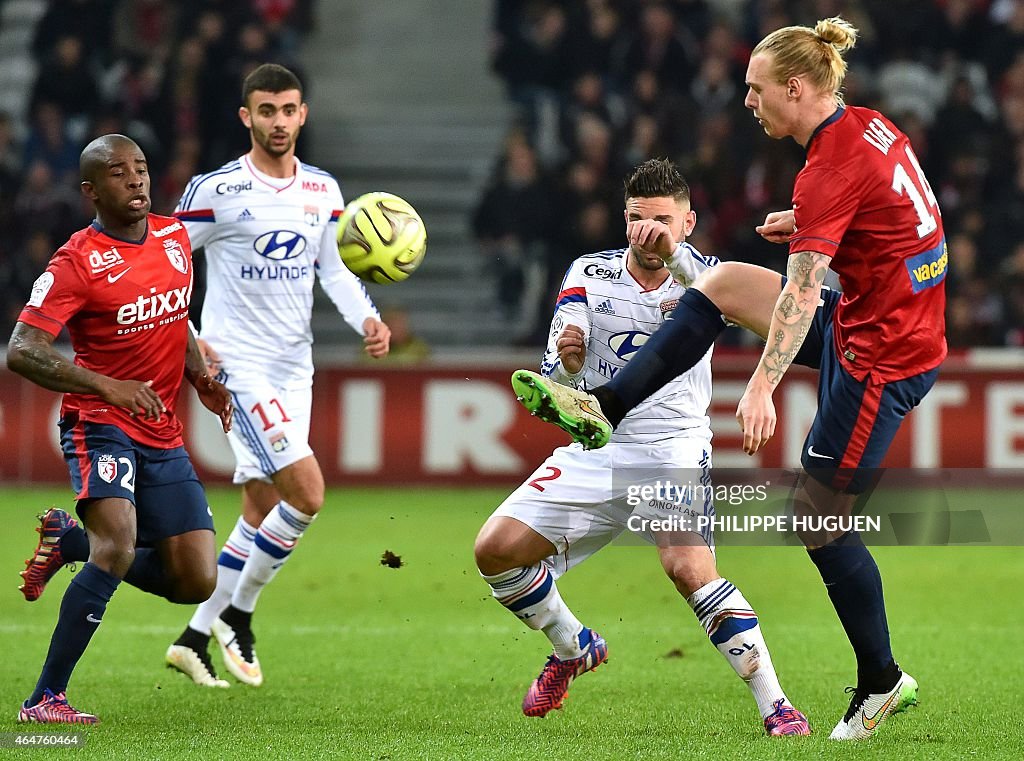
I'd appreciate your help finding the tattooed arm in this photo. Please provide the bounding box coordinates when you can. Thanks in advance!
[736,250,831,455]
[6,322,167,420]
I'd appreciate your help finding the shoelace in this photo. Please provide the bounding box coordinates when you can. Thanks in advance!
[842,685,870,722]
[768,699,802,723]
[41,690,74,713]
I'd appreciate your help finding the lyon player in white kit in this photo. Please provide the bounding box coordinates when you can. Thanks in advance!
[165,64,390,688]
[474,159,808,735]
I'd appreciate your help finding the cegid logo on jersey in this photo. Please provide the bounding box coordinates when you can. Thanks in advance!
[116,284,191,331]
[216,181,252,194]
[905,240,947,294]
[583,264,622,280]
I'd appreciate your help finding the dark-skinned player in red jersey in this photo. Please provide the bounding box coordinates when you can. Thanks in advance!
[511,17,943,740]
[8,134,233,724]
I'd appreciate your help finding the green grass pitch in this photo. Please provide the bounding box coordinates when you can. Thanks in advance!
[0,485,1021,760]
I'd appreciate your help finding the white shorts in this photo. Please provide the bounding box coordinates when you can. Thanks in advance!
[492,436,716,579]
[220,371,315,484]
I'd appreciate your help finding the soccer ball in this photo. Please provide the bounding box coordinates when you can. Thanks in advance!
[337,192,427,284]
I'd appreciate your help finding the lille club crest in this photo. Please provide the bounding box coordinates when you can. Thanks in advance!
[96,454,117,484]
[163,239,189,274]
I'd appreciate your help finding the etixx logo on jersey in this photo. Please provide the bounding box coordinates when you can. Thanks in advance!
[254,230,307,261]
[163,239,189,274]
[609,330,649,361]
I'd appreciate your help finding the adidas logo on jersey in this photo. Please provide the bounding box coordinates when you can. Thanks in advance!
[237,209,255,222]
[594,299,615,315]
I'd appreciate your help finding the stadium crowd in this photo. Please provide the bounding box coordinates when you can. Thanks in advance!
[476,0,1024,348]
[0,0,313,338]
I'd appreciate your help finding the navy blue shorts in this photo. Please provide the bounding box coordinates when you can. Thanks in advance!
[59,419,214,545]
[786,280,939,494]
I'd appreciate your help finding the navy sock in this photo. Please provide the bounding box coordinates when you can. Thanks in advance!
[600,288,726,426]
[59,524,90,563]
[807,531,896,690]
[123,548,173,599]
[29,562,120,704]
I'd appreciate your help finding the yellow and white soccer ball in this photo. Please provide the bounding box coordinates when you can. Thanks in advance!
[337,192,427,284]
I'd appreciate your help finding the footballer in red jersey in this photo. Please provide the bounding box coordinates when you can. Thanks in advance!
[8,134,232,724]
[509,17,932,740]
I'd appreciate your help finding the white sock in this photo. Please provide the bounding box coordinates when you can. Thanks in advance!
[688,578,789,719]
[483,564,587,660]
[231,502,314,613]
[189,517,256,635]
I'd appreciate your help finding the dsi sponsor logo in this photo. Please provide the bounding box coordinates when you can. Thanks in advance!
[253,230,306,261]
[905,241,947,293]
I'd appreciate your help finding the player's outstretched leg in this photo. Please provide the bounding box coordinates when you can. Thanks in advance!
[166,628,230,688]
[18,690,98,725]
[212,605,262,687]
[830,670,918,740]
[19,508,89,601]
[511,370,612,449]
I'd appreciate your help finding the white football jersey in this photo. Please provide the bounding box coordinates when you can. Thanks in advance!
[175,154,379,386]
[541,244,720,444]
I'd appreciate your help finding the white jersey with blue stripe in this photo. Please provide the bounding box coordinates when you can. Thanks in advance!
[174,154,378,386]
[542,244,719,444]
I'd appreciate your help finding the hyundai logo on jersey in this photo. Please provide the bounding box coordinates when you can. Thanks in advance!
[254,230,307,261]
[609,330,649,360]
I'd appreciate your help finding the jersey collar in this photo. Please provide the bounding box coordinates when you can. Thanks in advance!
[90,219,148,244]
[243,153,299,193]
[805,106,845,152]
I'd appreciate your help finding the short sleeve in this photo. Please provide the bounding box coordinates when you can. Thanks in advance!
[173,174,217,249]
[17,250,89,336]
[789,167,857,259]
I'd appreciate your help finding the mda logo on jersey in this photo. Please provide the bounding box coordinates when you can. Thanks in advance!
[254,230,306,261]
[609,330,649,361]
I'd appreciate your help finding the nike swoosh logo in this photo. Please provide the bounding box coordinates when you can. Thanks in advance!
[862,688,900,731]
[107,268,131,283]
[86,613,103,624]
[807,445,834,460]
[578,399,606,422]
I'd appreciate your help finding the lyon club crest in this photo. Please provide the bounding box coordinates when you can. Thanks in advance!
[96,454,117,484]
[163,239,189,274]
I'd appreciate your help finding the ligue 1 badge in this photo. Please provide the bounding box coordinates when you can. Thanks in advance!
[163,238,189,274]
[97,454,117,484]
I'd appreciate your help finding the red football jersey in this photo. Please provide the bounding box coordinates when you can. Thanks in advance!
[18,214,194,448]
[790,105,947,383]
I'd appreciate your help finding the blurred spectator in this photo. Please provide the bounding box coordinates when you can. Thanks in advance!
[22,103,80,184]
[370,307,432,364]
[473,132,556,338]
[112,0,180,62]
[615,2,696,94]
[14,161,84,243]
[29,36,100,126]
